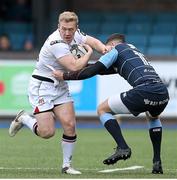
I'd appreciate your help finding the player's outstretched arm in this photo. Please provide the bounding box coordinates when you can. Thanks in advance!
[98,66,117,75]
[53,61,107,81]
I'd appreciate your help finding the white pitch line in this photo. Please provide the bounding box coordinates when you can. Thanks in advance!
[0,167,57,170]
[0,167,99,171]
[1,166,176,173]
[0,166,143,172]
[98,165,144,173]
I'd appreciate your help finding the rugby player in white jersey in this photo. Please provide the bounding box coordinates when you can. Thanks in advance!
[9,11,108,175]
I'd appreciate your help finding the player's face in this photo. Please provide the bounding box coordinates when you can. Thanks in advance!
[59,21,77,44]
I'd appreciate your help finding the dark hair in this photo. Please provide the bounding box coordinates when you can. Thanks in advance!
[106,33,125,44]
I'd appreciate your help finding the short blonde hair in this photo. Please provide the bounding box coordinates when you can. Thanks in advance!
[58,11,78,24]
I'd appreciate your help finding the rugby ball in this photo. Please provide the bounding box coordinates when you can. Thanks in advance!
[70,44,87,59]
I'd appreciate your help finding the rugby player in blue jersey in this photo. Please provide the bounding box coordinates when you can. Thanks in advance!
[52,33,169,174]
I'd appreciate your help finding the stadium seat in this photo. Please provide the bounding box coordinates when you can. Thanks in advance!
[100,22,125,34]
[79,22,101,36]
[78,11,104,23]
[97,34,109,43]
[103,12,129,23]
[128,12,154,23]
[126,34,148,54]
[97,34,147,53]
[3,22,32,34]
[172,47,177,55]
[155,12,177,23]
[173,35,177,47]
[126,22,152,35]
[9,33,29,51]
[126,34,148,46]
[149,35,174,46]
[152,22,177,35]
[146,46,172,56]
[135,45,147,54]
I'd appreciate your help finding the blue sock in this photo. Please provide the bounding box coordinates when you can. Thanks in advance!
[148,119,162,162]
[99,113,129,149]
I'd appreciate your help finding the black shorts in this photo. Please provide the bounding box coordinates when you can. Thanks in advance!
[120,83,169,117]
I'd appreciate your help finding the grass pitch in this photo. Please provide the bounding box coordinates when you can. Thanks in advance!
[0,127,177,178]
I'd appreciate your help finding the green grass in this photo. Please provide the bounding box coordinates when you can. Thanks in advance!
[0,128,177,178]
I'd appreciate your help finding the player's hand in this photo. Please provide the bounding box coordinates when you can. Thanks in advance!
[83,44,93,55]
[106,45,113,52]
[102,46,109,54]
[101,45,112,54]
[52,70,64,80]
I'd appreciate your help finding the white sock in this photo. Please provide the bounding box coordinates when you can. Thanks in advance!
[21,114,37,133]
[61,135,76,168]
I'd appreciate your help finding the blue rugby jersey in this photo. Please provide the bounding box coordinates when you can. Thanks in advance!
[99,43,162,87]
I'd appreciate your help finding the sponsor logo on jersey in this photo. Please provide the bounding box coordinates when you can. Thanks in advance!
[50,40,65,45]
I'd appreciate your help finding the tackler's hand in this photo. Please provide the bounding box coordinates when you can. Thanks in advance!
[52,70,64,80]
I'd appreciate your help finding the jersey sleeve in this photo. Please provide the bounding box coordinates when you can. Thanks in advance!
[98,48,118,68]
[50,42,71,59]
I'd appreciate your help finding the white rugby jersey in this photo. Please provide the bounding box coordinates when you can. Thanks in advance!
[32,29,87,80]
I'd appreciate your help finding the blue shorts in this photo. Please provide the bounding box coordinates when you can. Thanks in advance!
[120,83,169,117]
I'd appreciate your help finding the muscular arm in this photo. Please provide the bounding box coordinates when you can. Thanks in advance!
[86,35,107,54]
[58,44,93,71]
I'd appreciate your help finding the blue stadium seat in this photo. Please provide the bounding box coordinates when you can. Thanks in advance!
[97,34,109,43]
[3,22,32,34]
[152,22,177,35]
[100,22,125,34]
[80,22,101,36]
[174,35,177,47]
[135,45,147,54]
[172,47,177,55]
[155,12,177,23]
[126,34,148,46]
[128,12,154,23]
[147,46,172,56]
[9,33,28,50]
[126,22,152,35]
[97,34,148,53]
[78,11,104,23]
[149,35,174,46]
[103,12,129,23]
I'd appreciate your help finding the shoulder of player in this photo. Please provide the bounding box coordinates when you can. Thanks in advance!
[47,30,67,46]
[76,28,87,36]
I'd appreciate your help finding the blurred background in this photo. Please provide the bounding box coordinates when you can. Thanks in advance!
[0,0,177,126]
